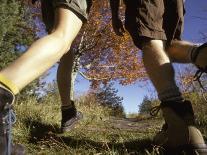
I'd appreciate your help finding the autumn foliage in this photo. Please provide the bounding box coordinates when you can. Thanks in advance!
[74,0,147,88]
[22,0,147,89]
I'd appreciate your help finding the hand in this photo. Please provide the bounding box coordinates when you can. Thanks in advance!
[112,18,125,36]
[32,0,38,4]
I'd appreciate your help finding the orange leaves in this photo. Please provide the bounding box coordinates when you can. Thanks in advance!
[72,0,147,87]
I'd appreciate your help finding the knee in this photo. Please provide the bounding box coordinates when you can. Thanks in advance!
[166,41,179,56]
[50,30,72,52]
[142,40,165,53]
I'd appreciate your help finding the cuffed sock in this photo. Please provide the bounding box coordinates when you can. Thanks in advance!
[189,45,198,63]
[190,43,207,69]
[61,100,75,110]
[158,86,183,102]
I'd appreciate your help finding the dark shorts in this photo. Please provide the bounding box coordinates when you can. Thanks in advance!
[41,0,92,32]
[124,0,185,49]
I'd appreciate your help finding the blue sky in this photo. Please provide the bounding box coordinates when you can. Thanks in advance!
[44,0,207,114]
[183,0,207,42]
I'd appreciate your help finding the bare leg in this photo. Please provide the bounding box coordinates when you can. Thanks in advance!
[0,8,82,93]
[166,40,194,63]
[167,40,207,68]
[57,51,74,106]
[142,40,206,150]
[142,40,181,101]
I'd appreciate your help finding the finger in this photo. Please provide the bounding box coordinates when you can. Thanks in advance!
[121,26,125,33]
[116,29,124,36]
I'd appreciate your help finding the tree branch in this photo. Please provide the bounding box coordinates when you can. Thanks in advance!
[79,71,110,81]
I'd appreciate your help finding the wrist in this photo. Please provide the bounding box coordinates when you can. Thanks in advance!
[112,14,119,20]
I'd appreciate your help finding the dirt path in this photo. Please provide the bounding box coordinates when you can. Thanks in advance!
[108,117,162,131]
[86,117,163,132]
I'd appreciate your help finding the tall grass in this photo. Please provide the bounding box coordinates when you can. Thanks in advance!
[11,92,207,154]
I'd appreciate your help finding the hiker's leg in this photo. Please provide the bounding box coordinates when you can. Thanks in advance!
[0,8,82,94]
[166,40,195,63]
[57,51,74,106]
[142,40,182,101]
[57,43,83,133]
[57,51,83,132]
[141,39,206,151]
[167,40,207,68]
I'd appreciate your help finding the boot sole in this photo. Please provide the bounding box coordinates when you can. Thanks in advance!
[163,144,207,155]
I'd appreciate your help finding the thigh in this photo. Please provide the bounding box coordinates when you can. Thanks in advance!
[53,0,91,21]
[124,0,166,49]
[53,7,83,46]
[41,0,91,33]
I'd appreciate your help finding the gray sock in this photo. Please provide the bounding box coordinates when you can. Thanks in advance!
[158,86,183,102]
[189,45,198,63]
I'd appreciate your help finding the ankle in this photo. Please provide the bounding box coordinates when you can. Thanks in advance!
[159,86,183,102]
[190,43,207,68]
[61,100,75,110]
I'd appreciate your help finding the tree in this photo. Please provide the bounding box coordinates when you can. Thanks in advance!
[64,0,146,100]
[78,1,146,85]
[139,96,152,114]
[0,0,40,99]
[92,83,125,117]
[27,0,147,101]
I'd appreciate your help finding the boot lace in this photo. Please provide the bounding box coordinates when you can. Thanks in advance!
[150,105,161,117]
[193,66,207,90]
[3,104,16,155]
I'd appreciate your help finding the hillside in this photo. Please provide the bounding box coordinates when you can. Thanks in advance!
[12,94,207,155]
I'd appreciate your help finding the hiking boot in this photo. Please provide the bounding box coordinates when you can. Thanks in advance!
[61,101,83,133]
[153,100,207,154]
[0,86,25,155]
[191,43,207,88]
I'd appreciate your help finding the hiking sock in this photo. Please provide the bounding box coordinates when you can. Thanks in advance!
[61,100,75,110]
[188,45,198,63]
[0,74,19,95]
[158,86,183,102]
[190,43,207,68]
[61,101,76,124]
[61,104,74,110]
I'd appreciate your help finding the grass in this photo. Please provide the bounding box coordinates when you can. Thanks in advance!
[11,93,207,155]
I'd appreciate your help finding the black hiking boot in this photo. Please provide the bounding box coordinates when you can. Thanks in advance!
[152,100,207,155]
[61,101,83,133]
[0,86,25,155]
[191,43,207,88]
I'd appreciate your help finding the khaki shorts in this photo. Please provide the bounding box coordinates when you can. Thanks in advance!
[124,0,185,49]
[41,0,92,32]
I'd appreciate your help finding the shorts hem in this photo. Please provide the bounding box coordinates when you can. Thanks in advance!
[54,2,88,22]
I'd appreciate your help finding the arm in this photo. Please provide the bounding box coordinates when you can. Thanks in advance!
[109,0,125,36]
[110,0,120,19]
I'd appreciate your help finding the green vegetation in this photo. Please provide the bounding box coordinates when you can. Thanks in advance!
[92,83,125,118]
[0,1,206,154]
[13,92,207,154]
[0,0,39,98]
[0,0,35,69]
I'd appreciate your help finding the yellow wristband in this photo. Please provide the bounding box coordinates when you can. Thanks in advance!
[0,74,19,94]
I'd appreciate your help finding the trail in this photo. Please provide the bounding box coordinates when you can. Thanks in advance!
[86,116,163,132]
[108,117,162,131]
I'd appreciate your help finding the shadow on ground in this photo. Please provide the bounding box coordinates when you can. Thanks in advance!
[24,119,154,154]
[23,119,207,154]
